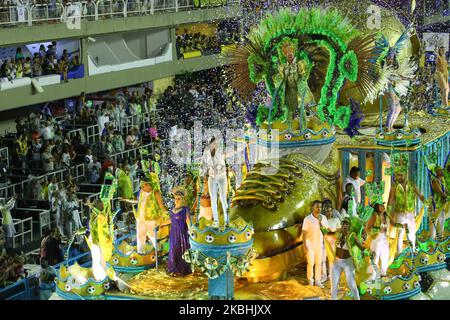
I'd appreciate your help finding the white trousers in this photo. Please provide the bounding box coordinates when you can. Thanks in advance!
[306,247,322,283]
[331,257,360,300]
[208,174,228,225]
[396,212,416,255]
[369,234,389,280]
[90,238,107,281]
[136,219,157,253]
[72,210,83,231]
[430,207,446,240]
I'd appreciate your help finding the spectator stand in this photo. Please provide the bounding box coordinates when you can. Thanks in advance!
[0,164,85,244]
[109,142,152,164]
[0,0,239,28]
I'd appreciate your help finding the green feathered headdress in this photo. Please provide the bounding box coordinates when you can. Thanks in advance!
[225,7,379,130]
[390,153,409,176]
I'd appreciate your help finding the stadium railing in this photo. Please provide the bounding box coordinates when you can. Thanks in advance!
[0,0,239,27]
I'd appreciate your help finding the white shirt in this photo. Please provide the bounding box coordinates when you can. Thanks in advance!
[343,176,365,204]
[98,114,109,134]
[302,213,330,250]
[327,217,341,232]
[40,126,54,141]
[201,148,227,178]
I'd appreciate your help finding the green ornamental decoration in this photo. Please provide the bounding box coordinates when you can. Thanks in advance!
[242,8,366,129]
[182,248,257,279]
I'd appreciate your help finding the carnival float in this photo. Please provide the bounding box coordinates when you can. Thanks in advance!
[53,1,449,300]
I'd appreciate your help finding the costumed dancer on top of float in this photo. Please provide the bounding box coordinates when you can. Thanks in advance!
[121,150,168,254]
[365,27,417,132]
[430,165,448,240]
[330,217,365,300]
[135,172,167,254]
[85,199,114,281]
[84,173,120,282]
[167,186,192,277]
[388,165,424,256]
[435,46,449,109]
[201,137,229,229]
[365,203,391,281]
[277,41,314,129]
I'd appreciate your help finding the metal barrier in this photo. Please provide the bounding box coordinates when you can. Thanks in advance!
[109,143,151,164]
[0,164,85,199]
[120,112,151,134]
[0,0,238,27]
[0,216,34,248]
[0,274,39,300]
[67,128,84,141]
[86,124,100,145]
[30,3,64,23]
[16,207,51,238]
[0,250,92,300]
[0,5,29,27]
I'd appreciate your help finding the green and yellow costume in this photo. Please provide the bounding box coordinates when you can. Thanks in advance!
[136,172,165,221]
[393,182,416,214]
[117,168,134,200]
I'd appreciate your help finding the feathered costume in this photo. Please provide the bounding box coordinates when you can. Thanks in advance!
[224,8,379,132]
[364,27,417,131]
[86,173,120,281]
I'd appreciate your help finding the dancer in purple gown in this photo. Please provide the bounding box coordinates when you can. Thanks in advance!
[167,188,192,276]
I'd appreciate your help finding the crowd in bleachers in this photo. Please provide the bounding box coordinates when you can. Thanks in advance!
[176,22,240,58]
[0,42,80,82]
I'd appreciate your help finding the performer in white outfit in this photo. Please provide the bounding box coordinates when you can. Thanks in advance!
[321,200,340,282]
[331,217,363,300]
[365,203,391,281]
[302,200,331,288]
[0,195,17,250]
[343,167,366,205]
[201,137,229,228]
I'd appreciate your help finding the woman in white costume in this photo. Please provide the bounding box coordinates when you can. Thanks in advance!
[365,203,391,281]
